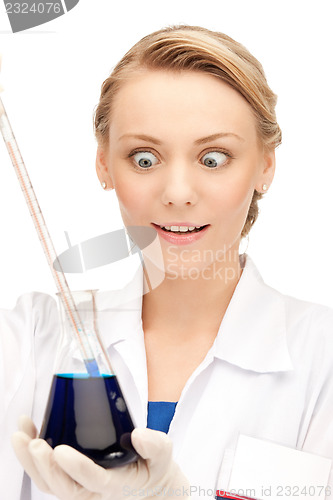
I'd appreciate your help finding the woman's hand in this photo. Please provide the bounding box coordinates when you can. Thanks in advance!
[11,416,190,500]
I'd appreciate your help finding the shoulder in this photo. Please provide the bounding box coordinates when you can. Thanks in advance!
[244,255,333,368]
[246,255,333,340]
[258,280,333,374]
[0,291,58,340]
[0,291,56,313]
[279,291,333,340]
[281,292,333,365]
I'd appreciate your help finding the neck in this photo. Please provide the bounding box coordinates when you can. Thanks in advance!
[142,252,243,339]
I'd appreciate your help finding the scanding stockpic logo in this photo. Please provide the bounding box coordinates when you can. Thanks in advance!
[3,0,79,33]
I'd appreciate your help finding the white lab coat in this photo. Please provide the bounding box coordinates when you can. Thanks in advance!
[1,254,333,500]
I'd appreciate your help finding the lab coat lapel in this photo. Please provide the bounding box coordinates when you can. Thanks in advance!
[214,255,293,373]
[97,264,148,428]
[111,330,148,428]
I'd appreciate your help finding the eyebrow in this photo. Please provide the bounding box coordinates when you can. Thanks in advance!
[119,132,244,145]
[194,132,245,145]
[119,134,162,145]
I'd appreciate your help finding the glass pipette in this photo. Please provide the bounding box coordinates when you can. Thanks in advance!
[0,95,106,378]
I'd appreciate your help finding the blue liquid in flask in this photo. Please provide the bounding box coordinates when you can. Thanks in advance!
[40,373,139,468]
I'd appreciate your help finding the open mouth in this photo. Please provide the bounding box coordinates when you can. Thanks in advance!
[155,224,209,235]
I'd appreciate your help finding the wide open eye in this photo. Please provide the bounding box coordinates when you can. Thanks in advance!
[201,151,229,168]
[132,151,159,169]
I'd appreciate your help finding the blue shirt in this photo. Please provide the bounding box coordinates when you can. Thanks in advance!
[147,401,177,433]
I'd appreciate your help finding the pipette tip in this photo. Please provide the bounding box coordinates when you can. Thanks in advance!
[85,359,101,377]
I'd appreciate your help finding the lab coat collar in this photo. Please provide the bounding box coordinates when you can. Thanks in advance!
[67,268,145,368]
[97,265,144,347]
[213,255,294,373]
[99,255,294,374]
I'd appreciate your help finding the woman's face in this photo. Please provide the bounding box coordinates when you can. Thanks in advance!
[96,70,275,276]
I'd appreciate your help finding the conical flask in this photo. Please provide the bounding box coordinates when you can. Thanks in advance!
[39,289,138,468]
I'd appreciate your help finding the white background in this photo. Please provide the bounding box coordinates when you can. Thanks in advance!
[0,0,332,308]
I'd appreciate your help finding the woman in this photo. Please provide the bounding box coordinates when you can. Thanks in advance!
[5,25,333,499]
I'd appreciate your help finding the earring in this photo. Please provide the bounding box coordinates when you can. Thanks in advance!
[101,181,107,189]
[262,184,268,192]
[239,234,249,256]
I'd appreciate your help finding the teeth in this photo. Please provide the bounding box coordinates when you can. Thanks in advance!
[159,224,202,233]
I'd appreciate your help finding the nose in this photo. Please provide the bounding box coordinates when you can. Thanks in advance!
[160,161,198,206]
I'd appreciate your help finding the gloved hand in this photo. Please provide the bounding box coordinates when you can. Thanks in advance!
[12,416,191,499]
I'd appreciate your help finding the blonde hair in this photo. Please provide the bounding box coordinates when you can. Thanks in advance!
[94,25,281,238]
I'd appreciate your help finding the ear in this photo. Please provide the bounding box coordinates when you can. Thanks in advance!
[255,149,276,193]
[96,146,114,190]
